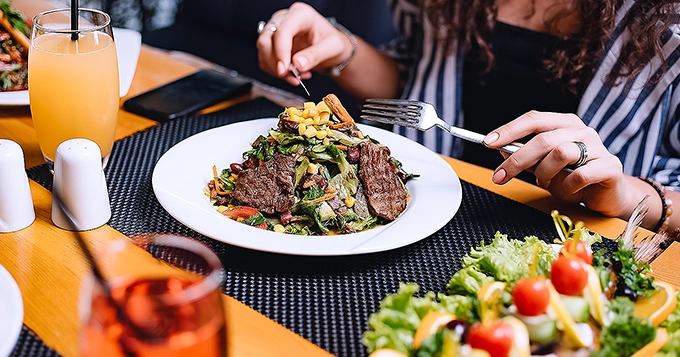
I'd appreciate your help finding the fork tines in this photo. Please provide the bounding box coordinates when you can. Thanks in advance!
[360,98,422,128]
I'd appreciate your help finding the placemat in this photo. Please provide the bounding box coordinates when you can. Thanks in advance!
[25,97,618,357]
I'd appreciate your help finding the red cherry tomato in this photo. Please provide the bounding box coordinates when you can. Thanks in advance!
[468,321,513,357]
[550,255,588,296]
[560,239,593,265]
[513,278,550,316]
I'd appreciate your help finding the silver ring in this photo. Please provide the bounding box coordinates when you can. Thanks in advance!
[567,141,588,170]
[257,20,278,35]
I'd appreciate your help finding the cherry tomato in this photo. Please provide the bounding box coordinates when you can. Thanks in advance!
[560,239,593,265]
[513,278,550,316]
[221,206,259,219]
[468,321,513,357]
[550,255,588,296]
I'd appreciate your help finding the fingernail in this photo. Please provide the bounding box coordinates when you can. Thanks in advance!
[483,132,499,145]
[492,168,507,184]
[277,61,286,76]
[295,56,308,71]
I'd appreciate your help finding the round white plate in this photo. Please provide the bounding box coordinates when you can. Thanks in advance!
[152,118,462,256]
[0,27,141,106]
[0,264,23,357]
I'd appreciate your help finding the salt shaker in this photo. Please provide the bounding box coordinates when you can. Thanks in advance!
[52,138,111,231]
[0,139,35,232]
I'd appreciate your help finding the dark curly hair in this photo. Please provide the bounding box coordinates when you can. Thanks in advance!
[425,0,680,94]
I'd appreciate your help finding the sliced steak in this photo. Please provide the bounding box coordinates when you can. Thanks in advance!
[357,142,407,221]
[326,195,348,216]
[233,153,296,214]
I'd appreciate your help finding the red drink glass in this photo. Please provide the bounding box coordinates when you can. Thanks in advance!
[79,234,226,357]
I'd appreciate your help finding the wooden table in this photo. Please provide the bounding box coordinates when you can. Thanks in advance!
[1,43,679,357]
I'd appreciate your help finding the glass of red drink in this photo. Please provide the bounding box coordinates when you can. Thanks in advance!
[79,234,226,357]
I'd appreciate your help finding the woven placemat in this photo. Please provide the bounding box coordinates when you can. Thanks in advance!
[25,97,617,357]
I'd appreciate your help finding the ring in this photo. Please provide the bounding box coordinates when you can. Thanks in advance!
[257,20,278,35]
[567,141,588,170]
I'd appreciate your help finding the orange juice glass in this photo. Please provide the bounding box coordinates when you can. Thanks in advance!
[28,8,119,170]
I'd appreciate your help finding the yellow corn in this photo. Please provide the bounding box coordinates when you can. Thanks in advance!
[326,127,333,137]
[307,163,319,175]
[304,101,315,110]
[313,115,321,125]
[229,174,238,181]
[298,123,307,136]
[304,118,315,126]
[323,138,329,146]
[304,126,317,138]
[344,196,356,208]
[316,101,330,113]
[286,107,302,117]
[320,112,330,124]
[315,130,327,140]
[273,224,286,233]
[217,205,228,213]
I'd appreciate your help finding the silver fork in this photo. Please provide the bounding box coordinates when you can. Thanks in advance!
[361,98,520,154]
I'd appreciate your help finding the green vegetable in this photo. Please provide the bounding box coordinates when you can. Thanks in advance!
[593,240,656,298]
[293,157,310,188]
[300,184,329,234]
[244,135,275,161]
[243,212,267,227]
[329,129,366,146]
[327,145,359,195]
[560,295,590,323]
[462,233,557,285]
[216,168,236,192]
[362,283,442,355]
[0,1,30,38]
[446,267,494,296]
[438,293,479,323]
[592,297,656,357]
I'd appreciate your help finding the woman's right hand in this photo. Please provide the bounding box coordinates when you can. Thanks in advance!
[256,2,354,87]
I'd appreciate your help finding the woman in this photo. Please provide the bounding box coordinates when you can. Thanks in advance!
[256,0,680,233]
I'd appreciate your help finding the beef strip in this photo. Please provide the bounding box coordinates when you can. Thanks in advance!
[357,142,407,221]
[233,153,296,214]
[326,195,348,216]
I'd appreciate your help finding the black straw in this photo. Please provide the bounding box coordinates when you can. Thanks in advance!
[70,0,78,40]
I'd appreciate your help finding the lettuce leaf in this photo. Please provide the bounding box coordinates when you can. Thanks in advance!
[446,267,494,296]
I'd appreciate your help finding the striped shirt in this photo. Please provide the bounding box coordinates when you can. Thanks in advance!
[385,0,680,188]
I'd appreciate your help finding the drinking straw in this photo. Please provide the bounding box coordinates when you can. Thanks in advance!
[70,0,78,40]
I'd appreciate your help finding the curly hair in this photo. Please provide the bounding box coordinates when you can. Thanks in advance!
[425,0,680,94]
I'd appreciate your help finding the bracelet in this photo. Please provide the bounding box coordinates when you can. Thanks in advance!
[326,19,357,77]
[639,176,674,232]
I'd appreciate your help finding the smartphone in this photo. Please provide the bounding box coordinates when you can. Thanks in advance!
[123,69,253,122]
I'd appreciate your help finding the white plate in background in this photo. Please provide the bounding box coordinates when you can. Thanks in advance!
[153,118,463,256]
[0,264,23,357]
[0,27,142,106]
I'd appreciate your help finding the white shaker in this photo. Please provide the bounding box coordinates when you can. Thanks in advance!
[52,138,111,231]
[0,139,35,232]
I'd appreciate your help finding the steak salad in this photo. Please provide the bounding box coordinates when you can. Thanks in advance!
[0,0,30,91]
[206,94,418,235]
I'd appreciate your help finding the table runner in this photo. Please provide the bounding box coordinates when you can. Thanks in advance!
[24,97,617,357]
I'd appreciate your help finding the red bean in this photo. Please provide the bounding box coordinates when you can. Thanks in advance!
[347,147,360,163]
[280,211,293,225]
[397,171,407,183]
[230,163,244,174]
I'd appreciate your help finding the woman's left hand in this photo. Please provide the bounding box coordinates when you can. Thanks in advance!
[482,110,634,218]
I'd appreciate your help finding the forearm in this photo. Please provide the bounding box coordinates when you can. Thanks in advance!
[330,37,400,100]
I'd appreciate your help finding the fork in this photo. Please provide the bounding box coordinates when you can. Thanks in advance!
[361,98,521,154]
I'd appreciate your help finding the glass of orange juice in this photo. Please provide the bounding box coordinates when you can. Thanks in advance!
[28,8,119,170]
[79,234,227,357]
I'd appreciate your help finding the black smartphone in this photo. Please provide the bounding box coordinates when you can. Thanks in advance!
[123,69,253,122]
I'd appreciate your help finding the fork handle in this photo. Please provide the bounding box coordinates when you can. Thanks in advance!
[444,125,521,154]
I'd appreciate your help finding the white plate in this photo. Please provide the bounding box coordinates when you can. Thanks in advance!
[153,118,463,256]
[0,27,142,106]
[0,264,23,357]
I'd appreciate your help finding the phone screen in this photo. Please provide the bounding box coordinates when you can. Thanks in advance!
[123,69,252,122]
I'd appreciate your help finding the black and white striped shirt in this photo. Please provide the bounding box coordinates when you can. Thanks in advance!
[385,0,680,188]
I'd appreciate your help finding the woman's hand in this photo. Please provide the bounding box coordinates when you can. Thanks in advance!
[256,2,354,87]
[482,111,641,220]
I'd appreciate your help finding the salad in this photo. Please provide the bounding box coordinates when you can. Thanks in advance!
[0,0,30,91]
[206,94,417,235]
[363,212,680,357]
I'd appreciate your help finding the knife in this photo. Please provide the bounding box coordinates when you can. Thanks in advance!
[290,65,310,97]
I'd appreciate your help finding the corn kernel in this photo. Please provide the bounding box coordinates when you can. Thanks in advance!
[307,163,319,175]
[290,115,302,123]
[308,106,318,116]
[326,127,333,137]
[313,115,321,125]
[316,101,330,112]
[217,205,228,213]
[315,130,327,139]
[320,112,330,123]
[273,224,286,233]
[298,123,307,136]
[323,138,329,146]
[227,204,235,208]
[229,174,238,181]
[304,102,315,110]
[303,126,317,138]
[237,217,245,222]
[304,118,315,126]
[344,196,356,208]
[286,107,301,116]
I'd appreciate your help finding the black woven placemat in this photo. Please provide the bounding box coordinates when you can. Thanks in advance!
[24,97,616,357]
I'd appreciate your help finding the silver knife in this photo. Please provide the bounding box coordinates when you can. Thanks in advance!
[290,65,310,97]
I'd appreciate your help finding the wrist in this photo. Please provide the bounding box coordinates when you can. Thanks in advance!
[324,18,358,77]
[638,176,674,232]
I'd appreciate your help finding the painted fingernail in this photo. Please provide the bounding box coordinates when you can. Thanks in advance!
[295,56,308,71]
[492,168,506,184]
[277,61,286,76]
[483,132,499,145]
